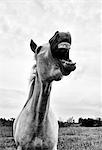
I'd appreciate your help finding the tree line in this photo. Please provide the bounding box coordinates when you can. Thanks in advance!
[58,117,102,127]
[78,117,102,127]
[0,118,15,126]
[0,117,102,127]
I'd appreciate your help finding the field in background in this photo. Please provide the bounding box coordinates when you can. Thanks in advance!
[0,126,102,150]
[58,127,102,150]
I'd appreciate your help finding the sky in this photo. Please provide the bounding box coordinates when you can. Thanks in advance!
[0,0,101,122]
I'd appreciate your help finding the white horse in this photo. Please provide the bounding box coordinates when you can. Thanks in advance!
[13,31,76,150]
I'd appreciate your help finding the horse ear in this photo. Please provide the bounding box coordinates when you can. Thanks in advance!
[55,31,59,35]
[66,32,72,44]
[30,39,37,53]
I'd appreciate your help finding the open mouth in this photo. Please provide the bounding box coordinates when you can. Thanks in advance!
[57,42,76,75]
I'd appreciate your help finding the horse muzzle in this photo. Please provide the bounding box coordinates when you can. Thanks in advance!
[59,59,76,75]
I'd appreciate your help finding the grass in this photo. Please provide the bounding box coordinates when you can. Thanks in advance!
[0,126,16,150]
[0,126,102,150]
[58,127,102,150]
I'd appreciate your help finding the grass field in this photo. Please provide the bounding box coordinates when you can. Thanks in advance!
[0,126,102,150]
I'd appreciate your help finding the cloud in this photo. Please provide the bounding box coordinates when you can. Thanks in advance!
[0,88,25,105]
[0,88,26,118]
[73,50,101,80]
[0,0,101,59]
[50,67,101,120]
[0,0,101,119]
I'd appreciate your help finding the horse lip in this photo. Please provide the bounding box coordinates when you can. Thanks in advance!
[59,59,76,66]
[58,59,76,75]
[68,62,76,66]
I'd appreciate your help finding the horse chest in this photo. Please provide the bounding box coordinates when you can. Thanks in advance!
[15,112,57,149]
[20,138,54,150]
[18,128,55,150]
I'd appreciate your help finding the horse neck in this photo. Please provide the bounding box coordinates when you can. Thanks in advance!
[29,73,52,124]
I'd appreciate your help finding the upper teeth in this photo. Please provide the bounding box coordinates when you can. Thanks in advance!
[58,42,70,49]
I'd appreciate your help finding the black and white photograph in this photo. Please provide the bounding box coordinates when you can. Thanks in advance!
[0,0,101,149]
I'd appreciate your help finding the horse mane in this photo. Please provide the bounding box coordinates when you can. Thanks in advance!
[29,64,37,84]
[23,64,37,108]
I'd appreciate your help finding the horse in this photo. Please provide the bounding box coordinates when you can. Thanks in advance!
[13,31,76,150]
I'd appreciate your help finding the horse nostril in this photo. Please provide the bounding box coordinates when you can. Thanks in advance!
[67,59,71,62]
[73,62,76,65]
